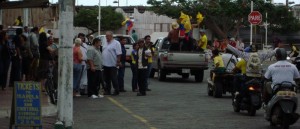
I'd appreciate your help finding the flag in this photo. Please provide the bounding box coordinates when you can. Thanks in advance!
[39,27,45,34]
[121,17,134,32]
[179,12,191,33]
[196,12,204,24]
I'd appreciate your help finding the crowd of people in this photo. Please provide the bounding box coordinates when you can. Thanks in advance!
[72,31,155,99]
[0,24,156,99]
[0,25,57,92]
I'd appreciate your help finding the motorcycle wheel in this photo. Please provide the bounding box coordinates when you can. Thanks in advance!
[233,102,240,112]
[282,125,289,129]
[248,105,256,116]
[207,83,213,96]
[213,82,222,98]
[271,106,282,127]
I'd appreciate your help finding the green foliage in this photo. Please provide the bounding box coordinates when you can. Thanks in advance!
[74,6,124,34]
[147,0,300,37]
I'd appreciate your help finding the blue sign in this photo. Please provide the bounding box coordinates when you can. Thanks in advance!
[15,82,42,126]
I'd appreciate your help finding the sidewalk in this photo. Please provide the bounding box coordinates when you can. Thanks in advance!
[0,87,57,128]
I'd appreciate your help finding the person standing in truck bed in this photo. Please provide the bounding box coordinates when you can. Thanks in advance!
[168,22,180,51]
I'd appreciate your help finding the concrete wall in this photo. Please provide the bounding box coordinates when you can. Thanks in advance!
[115,8,176,41]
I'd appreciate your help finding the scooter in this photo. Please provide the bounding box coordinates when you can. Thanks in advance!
[264,82,299,129]
[232,77,262,116]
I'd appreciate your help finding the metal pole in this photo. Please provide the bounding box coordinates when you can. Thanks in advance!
[98,0,101,35]
[265,12,268,46]
[55,0,74,128]
[250,1,253,45]
[0,9,2,25]
[23,8,29,26]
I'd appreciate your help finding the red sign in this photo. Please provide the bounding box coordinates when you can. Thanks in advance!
[248,11,262,25]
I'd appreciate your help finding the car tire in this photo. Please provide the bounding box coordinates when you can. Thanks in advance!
[158,68,166,81]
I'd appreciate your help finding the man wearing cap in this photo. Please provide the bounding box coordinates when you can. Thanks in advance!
[168,22,180,51]
[198,29,207,51]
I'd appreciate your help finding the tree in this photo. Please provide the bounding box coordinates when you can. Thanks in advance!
[147,0,300,39]
[74,6,124,35]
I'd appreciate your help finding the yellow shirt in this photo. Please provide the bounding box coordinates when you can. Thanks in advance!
[236,59,247,74]
[147,47,155,63]
[213,55,224,68]
[198,34,207,50]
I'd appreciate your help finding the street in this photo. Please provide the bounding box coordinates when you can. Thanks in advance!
[73,67,300,129]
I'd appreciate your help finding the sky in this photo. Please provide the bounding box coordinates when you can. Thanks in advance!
[48,0,299,6]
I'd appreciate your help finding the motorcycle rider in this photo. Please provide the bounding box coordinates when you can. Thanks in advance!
[225,40,278,97]
[232,58,247,96]
[210,49,225,81]
[263,48,300,105]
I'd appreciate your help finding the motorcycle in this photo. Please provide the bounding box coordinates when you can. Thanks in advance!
[264,81,299,129]
[232,77,262,116]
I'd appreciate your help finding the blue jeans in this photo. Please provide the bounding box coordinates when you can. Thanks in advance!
[73,63,82,91]
[130,63,138,91]
[118,63,126,90]
[146,63,153,89]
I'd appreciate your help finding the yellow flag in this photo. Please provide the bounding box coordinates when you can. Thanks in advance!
[196,12,204,24]
[39,27,45,33]
[121,17,129,26]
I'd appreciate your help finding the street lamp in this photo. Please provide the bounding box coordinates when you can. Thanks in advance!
[113,0,119,7]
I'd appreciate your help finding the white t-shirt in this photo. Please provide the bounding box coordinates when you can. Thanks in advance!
[102,39,122,67]
[222,53,237,72]
[264,60,300,88]
[80,43,88,65]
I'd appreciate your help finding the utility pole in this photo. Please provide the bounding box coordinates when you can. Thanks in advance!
[23,8,29,26]
[264,12,269,46]
[98,0,101,35]
[250,1,253,45]
[55,0,74,129]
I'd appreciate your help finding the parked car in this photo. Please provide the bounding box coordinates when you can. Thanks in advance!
[151,37,209,82]
[96,34,135,63]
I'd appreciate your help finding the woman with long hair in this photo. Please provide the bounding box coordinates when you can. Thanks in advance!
[0,31,11,90]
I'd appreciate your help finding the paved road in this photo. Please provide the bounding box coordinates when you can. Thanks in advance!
[74,67,300,129]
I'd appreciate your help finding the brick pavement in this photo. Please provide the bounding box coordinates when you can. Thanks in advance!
[0,87,57,129]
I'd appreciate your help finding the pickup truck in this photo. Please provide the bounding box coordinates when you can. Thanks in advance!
[151,37,209,82]
[96,34,135,63]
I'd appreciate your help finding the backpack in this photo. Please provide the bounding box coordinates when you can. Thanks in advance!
[246,53,262,77]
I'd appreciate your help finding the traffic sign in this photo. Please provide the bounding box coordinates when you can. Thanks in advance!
[248,11,262,25]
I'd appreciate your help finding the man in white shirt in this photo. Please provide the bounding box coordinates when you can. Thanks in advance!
[264,48,300,104]
[102,31,122,96]
[222,49,237,72]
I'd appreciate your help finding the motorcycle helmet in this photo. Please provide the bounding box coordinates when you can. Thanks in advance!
[275,48,287,61]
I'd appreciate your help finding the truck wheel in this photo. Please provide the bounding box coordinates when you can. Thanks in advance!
[158,69,166,81]
[195,70,204,82]
[182,73,189,79]
[213,82,223,98]
[149,69,155,78]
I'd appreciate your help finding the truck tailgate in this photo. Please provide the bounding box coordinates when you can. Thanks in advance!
[163,52,208,67]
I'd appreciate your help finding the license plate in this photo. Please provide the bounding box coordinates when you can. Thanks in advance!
[182,69,190,73]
